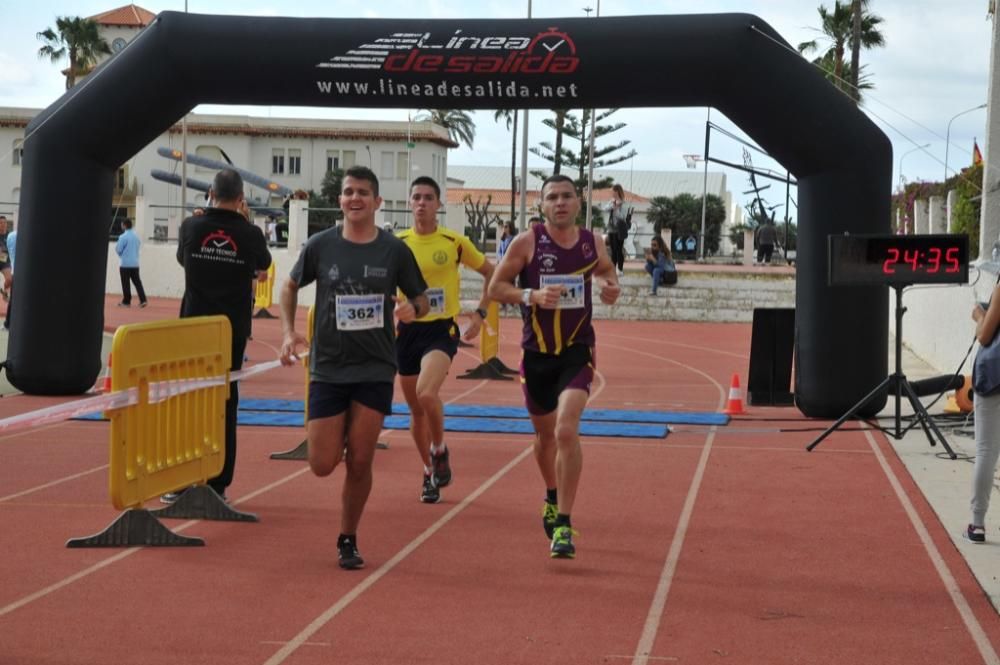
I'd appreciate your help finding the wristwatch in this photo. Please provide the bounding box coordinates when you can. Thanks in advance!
[474,307,488,319]
[521,288,532,306]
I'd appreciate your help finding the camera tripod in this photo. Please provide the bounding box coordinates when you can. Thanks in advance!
[807,284,957,459]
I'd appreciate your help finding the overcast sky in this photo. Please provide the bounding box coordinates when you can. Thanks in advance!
[0,1,994,213]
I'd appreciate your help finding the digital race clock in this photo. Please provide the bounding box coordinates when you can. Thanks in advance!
[828,233,969,286]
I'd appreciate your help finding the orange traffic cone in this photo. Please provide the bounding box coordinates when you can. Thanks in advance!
[723,373,745,415]
[99,354,113,393]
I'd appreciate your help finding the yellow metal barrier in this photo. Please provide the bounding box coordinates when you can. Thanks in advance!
[479,301,500,364]
[269,306,313,460]
[254,263,277,315]
[108,316,231,510]
[458,301,516,380]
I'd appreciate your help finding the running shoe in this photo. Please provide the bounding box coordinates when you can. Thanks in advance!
[431,447,452,487]
[420,473,440,504]
[965,524,986,543]
[550,525,577,559]
[542,501,559,539]
[338,536,365,570]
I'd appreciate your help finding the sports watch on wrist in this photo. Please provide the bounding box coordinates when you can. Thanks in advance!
[474,307,488,319]
[521,288,532,305]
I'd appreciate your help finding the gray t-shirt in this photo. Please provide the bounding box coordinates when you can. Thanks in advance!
[290,226,427,384]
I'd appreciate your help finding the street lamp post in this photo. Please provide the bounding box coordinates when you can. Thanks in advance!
[898,143,930,190]
[944,103,987,182]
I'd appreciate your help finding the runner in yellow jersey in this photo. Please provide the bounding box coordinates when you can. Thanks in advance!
[397,176,496,503]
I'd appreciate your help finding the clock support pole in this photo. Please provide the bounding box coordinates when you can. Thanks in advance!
[807,284,957,458]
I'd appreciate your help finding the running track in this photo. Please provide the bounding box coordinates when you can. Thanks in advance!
[0,298,998,664]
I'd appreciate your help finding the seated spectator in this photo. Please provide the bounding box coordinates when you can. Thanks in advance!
[644,236,675,295]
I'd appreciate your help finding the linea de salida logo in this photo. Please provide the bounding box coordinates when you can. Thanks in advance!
[317,27,579,74]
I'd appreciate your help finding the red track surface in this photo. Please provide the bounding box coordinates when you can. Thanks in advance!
[1,296,999,664]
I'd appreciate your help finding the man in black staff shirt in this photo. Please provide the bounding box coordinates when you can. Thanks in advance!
[165,168,272,502]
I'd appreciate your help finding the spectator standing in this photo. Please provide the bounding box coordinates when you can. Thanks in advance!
[967,289,1000,543]
[603,184,632,276]
[115,219,147,308]
[4,221,15,330]
[756,220,778,264]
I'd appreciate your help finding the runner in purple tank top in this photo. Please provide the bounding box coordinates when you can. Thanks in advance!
[487,174,621,559]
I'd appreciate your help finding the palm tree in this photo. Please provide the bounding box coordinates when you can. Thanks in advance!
[416,109,476,149]
[37,16,111,90]
[797,1,885,102]
[494,109,518,224]
[849,0,864,101]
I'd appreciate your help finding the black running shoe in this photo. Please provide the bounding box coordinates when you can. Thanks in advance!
[542,501,558,540]
[338,537,365,570]
[420,473,440,504]
[966,524,986,543]
[432,447,452,487]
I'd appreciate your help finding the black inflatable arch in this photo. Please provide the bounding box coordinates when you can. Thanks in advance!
[11,12,890,417]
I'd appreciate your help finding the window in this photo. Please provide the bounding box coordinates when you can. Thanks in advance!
[117,167,126,190]
[380,151,394,180]
[431,154,438,181]
[326,150,340,173]
[342,150,356,169]
[194,145,224,173]
[396,152,410,181]
[271,149,284,175]
[12,139,23,167]
[288,149,301,175]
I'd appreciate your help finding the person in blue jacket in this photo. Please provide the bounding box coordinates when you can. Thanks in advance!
[115,219,147,308]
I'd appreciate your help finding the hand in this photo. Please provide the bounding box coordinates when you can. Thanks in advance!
[461,310,484,341]
[393,295,417,323]
[279,331,308,366]
[599,280,621,305]
[536,284,564,309]
[256,270,268,283]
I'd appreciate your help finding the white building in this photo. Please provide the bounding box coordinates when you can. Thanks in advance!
[0,107,456,236]
[1,3,457,235]
[445,165,741,256]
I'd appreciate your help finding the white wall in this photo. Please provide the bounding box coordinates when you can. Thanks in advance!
[888,265,994,374]
[104,241,316,307]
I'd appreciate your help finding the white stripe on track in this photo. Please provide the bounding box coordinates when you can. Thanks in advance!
[0,464,107,503]
[863,427,1000,665]
[261,445,534,665]
[0,378,493,618]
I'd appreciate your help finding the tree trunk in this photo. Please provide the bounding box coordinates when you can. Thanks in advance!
[553,110,566,175]
[849,0,862,102]
[833,42,845,92]
[510,111,517,224]
[67,49,77,90]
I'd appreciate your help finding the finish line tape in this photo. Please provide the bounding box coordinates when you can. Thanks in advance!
[0,357,294,436]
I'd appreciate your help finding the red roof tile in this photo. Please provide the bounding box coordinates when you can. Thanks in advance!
[88,4,156,27]
[167,122,458,148]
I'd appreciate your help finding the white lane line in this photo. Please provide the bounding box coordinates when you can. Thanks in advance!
[263,351,606,664]
[0,465,322,618]
[0,464,107,503]
[261,445,534,665]
[863,427,1000,665]
[590,341,725,665]
[631,427,717,665]
[0,379,493,618]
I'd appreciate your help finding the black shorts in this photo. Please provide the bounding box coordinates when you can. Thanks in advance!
[520,344,595,415]
[395,318,459,376]
[307,381,394,420]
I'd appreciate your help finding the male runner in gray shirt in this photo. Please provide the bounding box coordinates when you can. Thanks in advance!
[279,165,428,570]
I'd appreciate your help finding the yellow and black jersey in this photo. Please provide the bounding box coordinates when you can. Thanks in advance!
[396,227,485,321]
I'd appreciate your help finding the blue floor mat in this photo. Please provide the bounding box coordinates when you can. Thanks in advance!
[237,399,726,425]
[236,411,667,438]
